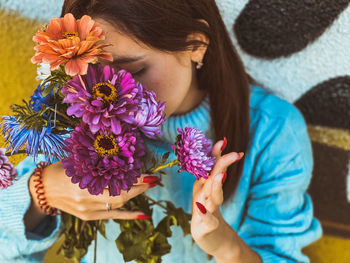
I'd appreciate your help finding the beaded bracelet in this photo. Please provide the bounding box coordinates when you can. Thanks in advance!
[32,161,61,216]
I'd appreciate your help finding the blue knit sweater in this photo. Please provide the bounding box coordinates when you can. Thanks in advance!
[0,85,322,262]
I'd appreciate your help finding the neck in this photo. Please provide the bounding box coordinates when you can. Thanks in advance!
[173,70,207,115]
[173,89,207,116]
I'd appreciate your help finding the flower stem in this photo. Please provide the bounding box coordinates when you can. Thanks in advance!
[134,219,144,231]
[150,159,180,174]
[4,150,27,156]
[143,195,167,210]
[94,222,97,263]
[47,107,72,123]
[78,220,87,236]
[4,149,62,159]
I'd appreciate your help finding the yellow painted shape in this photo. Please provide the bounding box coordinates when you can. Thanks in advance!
[0,9,41,166]
[303,235,350,263]
[45,235,76,263]
[308,125,350,151]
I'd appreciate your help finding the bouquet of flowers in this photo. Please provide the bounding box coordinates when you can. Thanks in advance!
[0,13,216,263]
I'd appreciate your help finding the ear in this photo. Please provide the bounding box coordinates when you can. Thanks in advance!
[186,19,210,64]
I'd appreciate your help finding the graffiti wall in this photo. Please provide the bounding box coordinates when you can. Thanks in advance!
[0,0,349,262]
[217,0,350,239]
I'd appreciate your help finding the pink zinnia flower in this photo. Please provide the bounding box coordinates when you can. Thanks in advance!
[61,64,141,135]
[31,13,113,76]
[0,148,18,189]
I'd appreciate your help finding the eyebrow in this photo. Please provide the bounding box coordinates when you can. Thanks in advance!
[112,55,145,64]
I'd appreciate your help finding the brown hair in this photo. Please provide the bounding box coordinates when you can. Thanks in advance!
[61,0,255,203]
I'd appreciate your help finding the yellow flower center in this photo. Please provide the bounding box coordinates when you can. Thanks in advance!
[92,82,118,103]
[62,31,79,38]
[94,134,119,158]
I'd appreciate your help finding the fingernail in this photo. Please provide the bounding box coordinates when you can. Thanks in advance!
[148,183,157,189]
[237,152,245,161]
[195,202,207,214]
[220,137,227,151]
[142,176,161,184]
[136,214,152,220]
[221,171,227,184]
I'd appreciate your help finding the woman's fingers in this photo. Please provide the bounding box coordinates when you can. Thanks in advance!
[211,139,225,158]
[136,174,161,185]
[191,203,220,238]
[210,152,244,176]
[101,183,151,205]
[211,173,224,206]
[200,152,243,201]
[197,172,224,211]
[101,174,161,190]
[77,209,149,221]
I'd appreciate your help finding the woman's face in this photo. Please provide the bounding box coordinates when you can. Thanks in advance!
[95,18,207,118]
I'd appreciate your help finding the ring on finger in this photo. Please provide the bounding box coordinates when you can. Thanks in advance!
[106,202,112,212]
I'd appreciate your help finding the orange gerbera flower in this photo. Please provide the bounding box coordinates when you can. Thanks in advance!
[31,13,113,76]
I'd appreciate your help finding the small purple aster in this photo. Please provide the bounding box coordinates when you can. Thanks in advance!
[133,83,166,139]
[0,148,18,189]
[62,123,146,196]
[61,64,141,135]
[171,127,216,180]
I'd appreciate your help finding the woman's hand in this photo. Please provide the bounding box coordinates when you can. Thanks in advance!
[191,139,244,257]
[34,160,160,221]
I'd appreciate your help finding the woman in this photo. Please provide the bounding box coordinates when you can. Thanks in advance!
[0,0,322,262]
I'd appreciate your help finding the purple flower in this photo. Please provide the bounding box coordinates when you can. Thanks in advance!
[133,83,166,139]
[62,123,146,196]
[61,64,141,135]
[0,148,18,189]
[172,127,216,180]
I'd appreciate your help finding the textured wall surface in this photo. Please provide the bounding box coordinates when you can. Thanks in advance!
[0,0,349,262]
[217,0,350,243]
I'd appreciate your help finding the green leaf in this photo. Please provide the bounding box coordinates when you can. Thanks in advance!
[42,82,55,97]
[113,194,193,262]
[162,201,192,236]
[62,212,73,230]
[123,240,150,262]
[57,213,96,262]
[150,232,171,256]
[116,231,134,251]
[155,216,176,238]
[160,152,170,166]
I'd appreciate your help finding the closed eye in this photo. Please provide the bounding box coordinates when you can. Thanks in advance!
[132,68,146,76]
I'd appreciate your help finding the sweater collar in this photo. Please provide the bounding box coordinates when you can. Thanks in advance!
[155,95,212,145]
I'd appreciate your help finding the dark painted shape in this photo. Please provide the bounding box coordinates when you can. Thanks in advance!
[234,0,350,59]
[308,142,350,237]
[295,76,350,237]
[295,76,350,130]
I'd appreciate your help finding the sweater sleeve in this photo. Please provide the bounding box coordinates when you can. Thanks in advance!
[238,104,323,263]
[0,154,63,262]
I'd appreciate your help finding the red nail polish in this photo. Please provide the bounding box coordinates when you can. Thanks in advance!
[221,171,227,184]
[195,202,207,214]
[220,137,227,151]
[148,183,157,188]
[237,152,245,161]
[136,214,152,220]
[142,176,161,183]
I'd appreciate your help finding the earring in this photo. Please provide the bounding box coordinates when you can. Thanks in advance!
[196,61,204,69]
